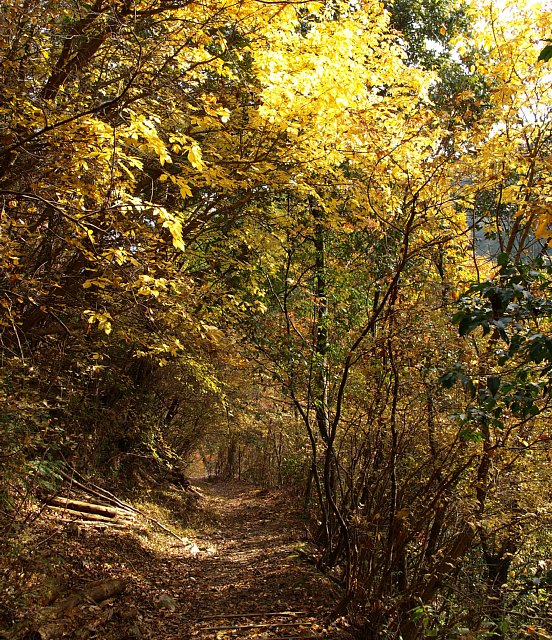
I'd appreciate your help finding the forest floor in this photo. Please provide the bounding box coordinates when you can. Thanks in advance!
[1,479,352,640]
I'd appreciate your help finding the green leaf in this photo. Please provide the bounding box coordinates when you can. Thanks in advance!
[440,371,458,389]
[459,373,476,397]
[459,427,483,443]
[458,316,475,336]
[538,44,552,62]
[487,376,500,396]
[496,252,509,267]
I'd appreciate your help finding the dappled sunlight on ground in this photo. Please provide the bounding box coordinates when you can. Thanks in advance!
[2,480,350,639]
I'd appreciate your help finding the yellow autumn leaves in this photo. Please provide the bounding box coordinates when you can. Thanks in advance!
[249,0,552,243]
[4,0,552,350]
[452,0,552,241]
[252,5,435,169]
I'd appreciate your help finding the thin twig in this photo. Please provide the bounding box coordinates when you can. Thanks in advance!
[204,622,307,631]
[198,611,309,620]
[60,466,197,546]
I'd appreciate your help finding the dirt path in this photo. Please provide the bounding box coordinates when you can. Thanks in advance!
[7,480,351,639]
[152,480,349,639]
[178,480,347,639]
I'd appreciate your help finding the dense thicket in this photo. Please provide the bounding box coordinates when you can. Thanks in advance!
[1,0,551,638]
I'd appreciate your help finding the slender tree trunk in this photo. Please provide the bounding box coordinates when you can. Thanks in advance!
[313,216,330,446]
[312,205,338,553]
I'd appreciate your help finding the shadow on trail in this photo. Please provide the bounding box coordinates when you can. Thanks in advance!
[12,480,349,640]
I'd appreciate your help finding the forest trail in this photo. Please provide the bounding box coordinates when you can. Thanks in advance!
[10,480,350,640]
[163,480,348,639]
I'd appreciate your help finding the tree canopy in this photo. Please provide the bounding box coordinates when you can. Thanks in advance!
[1,0,551,638]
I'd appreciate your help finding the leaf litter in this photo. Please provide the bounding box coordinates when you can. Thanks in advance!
[1,479,351,640]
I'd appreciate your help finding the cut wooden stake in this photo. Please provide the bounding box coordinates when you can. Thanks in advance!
[47,496,134,518]
[46,505,133,524]
[55,579,127,613]
[84,578,127,603]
